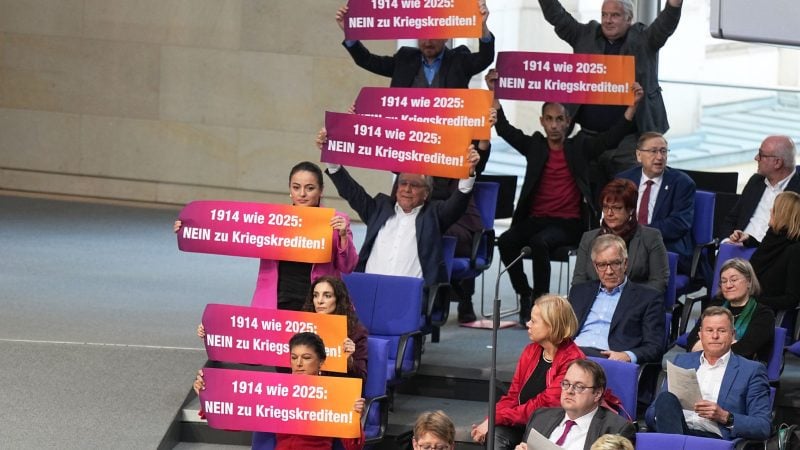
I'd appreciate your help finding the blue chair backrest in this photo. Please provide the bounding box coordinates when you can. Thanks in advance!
[635,432,734,450]
[364,337,389,441]
[344,273,424,380]
[767,327,787,383]
[693,190,715,246]
[710,243,757,297]
[665,251,679,311]
[587,356,637,418]
[473,182,499,230]
[441,236,457,279]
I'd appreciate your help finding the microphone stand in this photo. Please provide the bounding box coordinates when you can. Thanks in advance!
[487,248,529,450]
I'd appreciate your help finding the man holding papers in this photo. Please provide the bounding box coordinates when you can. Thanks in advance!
[517,359,635,450]
[645,306,771,441]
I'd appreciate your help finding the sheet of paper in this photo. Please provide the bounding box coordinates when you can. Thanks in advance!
[526,426,561,450]
[666,360,703,410]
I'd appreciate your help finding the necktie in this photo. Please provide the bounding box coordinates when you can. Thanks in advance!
[555,419,576,446]
[637,180,654,225]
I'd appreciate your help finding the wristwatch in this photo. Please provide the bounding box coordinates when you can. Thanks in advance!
[725,411,734,427]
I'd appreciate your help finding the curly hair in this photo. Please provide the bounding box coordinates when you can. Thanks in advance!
[302,275,360,336]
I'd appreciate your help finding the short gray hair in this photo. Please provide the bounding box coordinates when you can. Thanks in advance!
[606,0,635,21]
[590,234,628,262]
[774,135,797,167]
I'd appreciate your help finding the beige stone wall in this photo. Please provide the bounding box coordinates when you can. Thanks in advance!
[0,0,396,212]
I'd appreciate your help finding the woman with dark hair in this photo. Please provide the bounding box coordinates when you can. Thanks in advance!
[686,258,774,362]
[197,275,368,384]
[572,178,669,292]
[302,275,368,383]
[193,332,365,450]
[730,191,800,311]
[176,161,358,310]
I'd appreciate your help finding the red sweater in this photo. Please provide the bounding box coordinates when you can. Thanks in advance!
[495,339,585,427]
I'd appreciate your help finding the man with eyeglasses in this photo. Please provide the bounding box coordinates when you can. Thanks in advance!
[323,140,482,293]
[517,359,635,450]
[724,135,800,244]
[645,306,771,441]
[568,234,664,364]
[487,69,644,325]
[618,132,696,275]
[538,0,683,186]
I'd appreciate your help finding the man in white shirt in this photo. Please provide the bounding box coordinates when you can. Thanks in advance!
[645,306,771,440]
[324,144,480,290]
[725,135,800,244]
[517,359,635,450]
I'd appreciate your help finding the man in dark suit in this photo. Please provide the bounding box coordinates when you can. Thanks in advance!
[519,359,635,450]
[618,132,695,275]
[569,234,664,364]
[538,0,683,184]
[488,71,644,324]
[645,306,772,441]
[323,144,480,291]
[725,135,800,243]
[335,1,494,89]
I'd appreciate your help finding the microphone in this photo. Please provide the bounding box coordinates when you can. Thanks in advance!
[499,246,531,276]
[488,244,531,449]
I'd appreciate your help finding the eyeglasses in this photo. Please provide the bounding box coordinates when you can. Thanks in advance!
[756,150,779,160]
[414,442,451,450]
[594,260,624,271]
[719,276,744,286]
[601,204,626,214]
[560,380,595,394]
[638,147,669,156]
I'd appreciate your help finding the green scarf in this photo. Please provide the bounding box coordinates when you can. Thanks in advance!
[723,296,758,340]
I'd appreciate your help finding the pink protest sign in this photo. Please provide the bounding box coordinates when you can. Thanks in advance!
[199,367,362,438]
[177,201,334,263]
[323,111,472,178]
[344,0,482,40]
[354,87,492,140]
[495,51,635,105]
[202,304,348,373]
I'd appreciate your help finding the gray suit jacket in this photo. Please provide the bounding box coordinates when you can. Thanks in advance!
[524,407,636,450]
[572,225,669,293]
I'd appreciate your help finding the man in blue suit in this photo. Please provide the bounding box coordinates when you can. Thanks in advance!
[569,234,665,364]
[618,132,696,275]
[645,306,772,441]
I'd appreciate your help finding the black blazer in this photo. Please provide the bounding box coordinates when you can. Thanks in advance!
[524,407,635,450]
[344,35,495,88]
[569,280,665,364]
[495,108,635,229]
[721,172,800,238]
[326,167,470,288]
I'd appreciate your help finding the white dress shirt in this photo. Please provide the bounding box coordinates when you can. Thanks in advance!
[549,407,598,450]
[743,170,797,241]
[682,350,731,436]
[365,203,423,278]
[638,174,663,224]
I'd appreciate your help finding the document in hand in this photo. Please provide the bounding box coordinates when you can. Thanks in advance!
[666,360,703,410]
[526,426,561,450]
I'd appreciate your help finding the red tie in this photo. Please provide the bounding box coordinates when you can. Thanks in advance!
[637,180,654,225]
[555,419,576,446]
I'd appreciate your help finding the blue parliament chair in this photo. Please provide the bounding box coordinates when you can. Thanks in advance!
[425,235,457,342]
[587,356,638,420]
[636,432,734,450]
[253,433,346,450]
[363,337,390,443]
[450,181,499,285]
[676,191,717,331]
[343,272,425,383]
